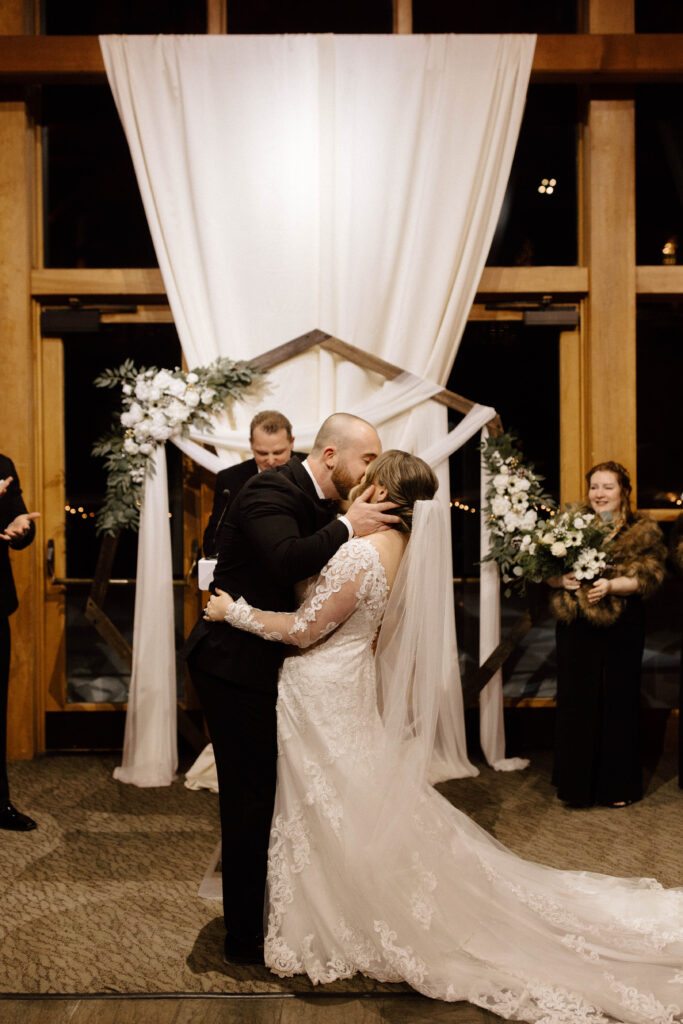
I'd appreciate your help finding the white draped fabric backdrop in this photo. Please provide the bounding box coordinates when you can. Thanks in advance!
[100,33,536,787]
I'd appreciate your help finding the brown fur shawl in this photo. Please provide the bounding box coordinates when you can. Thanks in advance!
[548,511,666,627]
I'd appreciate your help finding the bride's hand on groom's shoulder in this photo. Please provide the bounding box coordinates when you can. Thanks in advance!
[204,588,233,622]
[346,485,400,537]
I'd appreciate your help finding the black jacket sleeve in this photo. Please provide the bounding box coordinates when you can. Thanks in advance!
[238,474,348,587]
[1,458,35,551]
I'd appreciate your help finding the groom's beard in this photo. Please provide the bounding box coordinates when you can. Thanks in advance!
[331,462,359,502]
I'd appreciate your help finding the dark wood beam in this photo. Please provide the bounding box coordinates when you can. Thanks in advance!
[1,35,683,84]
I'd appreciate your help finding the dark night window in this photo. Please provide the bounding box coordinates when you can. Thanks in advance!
[487,87,578,267]
[42,85,157,268]
[636,85,683,267]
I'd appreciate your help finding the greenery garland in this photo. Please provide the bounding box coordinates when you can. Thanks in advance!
[92,357,263,536]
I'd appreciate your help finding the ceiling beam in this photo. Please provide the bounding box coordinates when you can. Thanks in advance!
[1,35,683,83]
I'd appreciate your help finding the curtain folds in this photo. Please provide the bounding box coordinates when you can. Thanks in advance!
[100,33,535,786]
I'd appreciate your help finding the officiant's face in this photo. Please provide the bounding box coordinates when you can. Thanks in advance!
[251,427,294,470]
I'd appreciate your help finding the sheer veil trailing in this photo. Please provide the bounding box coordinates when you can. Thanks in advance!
[363,501,478,856]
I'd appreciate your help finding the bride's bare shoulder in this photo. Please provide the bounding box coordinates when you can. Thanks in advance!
[364,530,407,562]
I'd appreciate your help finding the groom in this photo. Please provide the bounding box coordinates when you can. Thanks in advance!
[185,413,397,964]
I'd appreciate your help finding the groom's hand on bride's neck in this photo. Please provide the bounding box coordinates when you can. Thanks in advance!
[345,485,400,536]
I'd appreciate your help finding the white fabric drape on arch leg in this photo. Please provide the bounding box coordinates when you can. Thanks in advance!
[101,33,535,786]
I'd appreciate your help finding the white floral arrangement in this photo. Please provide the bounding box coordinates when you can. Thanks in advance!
[92,357,263,535]
[482,434,613,596]
[521,507,612,586]
[481,433,556,596]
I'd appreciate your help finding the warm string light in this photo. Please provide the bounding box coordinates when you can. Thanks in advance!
[450,499,477,514]
[537,177,557,195]
[65,502,174,520]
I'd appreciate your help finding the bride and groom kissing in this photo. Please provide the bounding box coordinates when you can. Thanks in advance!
[185,413,683,1023]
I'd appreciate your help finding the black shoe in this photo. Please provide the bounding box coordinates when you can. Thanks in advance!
[0,801,37,832]
[223,934,265,966]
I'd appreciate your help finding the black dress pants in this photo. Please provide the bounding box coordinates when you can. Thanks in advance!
[0,617,11,802]
[189,661,278,945]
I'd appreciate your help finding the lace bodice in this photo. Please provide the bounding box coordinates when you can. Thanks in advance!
[223,537,389,649]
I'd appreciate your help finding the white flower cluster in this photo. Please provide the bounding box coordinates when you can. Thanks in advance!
[119,368,217,455]
[488,452,539,538]
[533,509,608,581]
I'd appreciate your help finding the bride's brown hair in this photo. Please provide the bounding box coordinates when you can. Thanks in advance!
[349,450,438,534]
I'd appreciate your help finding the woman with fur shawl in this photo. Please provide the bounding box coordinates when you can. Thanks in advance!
[547,461,666,808]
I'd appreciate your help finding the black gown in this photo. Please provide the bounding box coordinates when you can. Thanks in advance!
[553,594,644,806]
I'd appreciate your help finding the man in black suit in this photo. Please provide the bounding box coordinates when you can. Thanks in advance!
[185,413,397,963]
[203,410,306,556]
[0,454,40,832]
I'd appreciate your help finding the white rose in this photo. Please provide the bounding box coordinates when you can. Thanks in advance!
[134,380,151,401]
[200,388,216,405]
[134,419,152,440]
[542,532,555,545]
[166,398,191,425]
[491,495,511,516]
[186,372,199,384]
[152,369,174,390]
[138,442,154,454]
[149,422,172,441]
[185,390,201,408]
[550,541,567,557]
[503,511,521,532]
[522,509,537,529]
[492,473,509,492]
[123,437,139,455]
[166,376,187,398]
[122,383,132,395]
[573,516,585,529]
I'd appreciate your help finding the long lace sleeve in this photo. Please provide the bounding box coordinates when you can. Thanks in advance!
[224,539,382,648]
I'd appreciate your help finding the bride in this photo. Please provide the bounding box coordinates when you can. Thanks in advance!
[204,450,683,1024]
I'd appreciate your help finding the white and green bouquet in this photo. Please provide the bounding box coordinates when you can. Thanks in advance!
[92,357,263,535]
[482,434,613,596]
[518,507,612,587]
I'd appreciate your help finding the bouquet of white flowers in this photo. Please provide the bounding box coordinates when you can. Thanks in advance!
[92,357,263,535]
[481,433,556,595]
[518,506,613,586]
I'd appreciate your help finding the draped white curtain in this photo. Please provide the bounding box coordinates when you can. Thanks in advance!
[101,33,535,787]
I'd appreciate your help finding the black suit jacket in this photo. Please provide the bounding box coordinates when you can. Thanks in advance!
[0,455,35,619]
[186,457,348,693]
[202,453,306,557]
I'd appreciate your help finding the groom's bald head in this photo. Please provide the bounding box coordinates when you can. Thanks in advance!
[308,414,381,500]
[310,413,378,458]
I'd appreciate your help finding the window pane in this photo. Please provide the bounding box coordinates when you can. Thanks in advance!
[227,0,392,33]
[635,0,683,32]
[42,0,206,33]
[487,87,578,267]
[636,302,683,510]
[42,85,157,268]
[447,321,561,700]
[635,85,683,266]
[413,0,577,33]
[62,324,184,704]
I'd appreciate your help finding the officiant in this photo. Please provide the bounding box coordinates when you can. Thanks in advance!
[202,410,306,556]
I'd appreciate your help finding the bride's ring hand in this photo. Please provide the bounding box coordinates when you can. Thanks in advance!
[203,588,234,621]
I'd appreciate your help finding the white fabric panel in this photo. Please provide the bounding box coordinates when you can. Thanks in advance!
[479,427,530,771]
[101,33,535,786]
[113,446,177,787]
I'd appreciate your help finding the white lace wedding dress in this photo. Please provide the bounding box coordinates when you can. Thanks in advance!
[224,536,683,1024]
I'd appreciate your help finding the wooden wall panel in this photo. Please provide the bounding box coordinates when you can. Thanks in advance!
[0,94,38,759]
